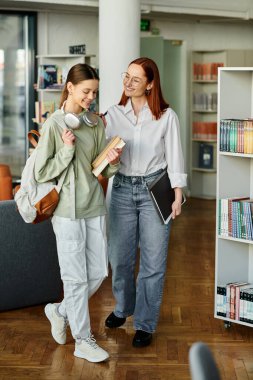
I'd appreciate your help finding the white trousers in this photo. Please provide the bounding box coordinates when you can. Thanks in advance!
[51,215,108,340]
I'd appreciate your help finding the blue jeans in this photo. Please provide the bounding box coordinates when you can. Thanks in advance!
[108,169,171,333]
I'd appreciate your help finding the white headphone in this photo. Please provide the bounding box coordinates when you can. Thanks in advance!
[61,101,98,130]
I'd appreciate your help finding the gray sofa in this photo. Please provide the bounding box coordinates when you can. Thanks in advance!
[0,200,62,311]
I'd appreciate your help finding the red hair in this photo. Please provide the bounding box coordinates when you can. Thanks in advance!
[118,57,169,120]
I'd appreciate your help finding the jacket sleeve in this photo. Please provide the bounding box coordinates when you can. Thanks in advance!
[95,119,120,178]
[34,119,75,183]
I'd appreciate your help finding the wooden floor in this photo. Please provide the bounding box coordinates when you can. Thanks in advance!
[1,198,253,379]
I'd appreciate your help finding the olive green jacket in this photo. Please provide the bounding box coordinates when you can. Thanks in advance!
[34,109,120,219]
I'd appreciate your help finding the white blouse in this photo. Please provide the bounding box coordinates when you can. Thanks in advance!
[105,100,187,188]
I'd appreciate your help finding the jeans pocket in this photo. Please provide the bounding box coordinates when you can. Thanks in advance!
[112,176,122,188]
[145,176,158,190]
[145,177,154,188]
[145,170,166,190]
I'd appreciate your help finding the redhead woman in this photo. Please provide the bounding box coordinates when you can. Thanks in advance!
[104,57,187,347]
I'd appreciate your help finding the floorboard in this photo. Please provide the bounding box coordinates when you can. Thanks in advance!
[1,198,253,379]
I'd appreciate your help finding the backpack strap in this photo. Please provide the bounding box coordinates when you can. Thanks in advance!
[28,130,41,148]
[55,166,69,193]
[51,113,78,220]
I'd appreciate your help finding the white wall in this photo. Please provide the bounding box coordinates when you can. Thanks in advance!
[148,20,253,51]
[37,11,98,65]
[37,12,253,77]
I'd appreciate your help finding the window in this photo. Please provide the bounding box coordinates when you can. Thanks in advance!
[0,13,36,179]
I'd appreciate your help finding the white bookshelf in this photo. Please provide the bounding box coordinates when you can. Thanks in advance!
[34,54,95,127]
[215,67,253,328]
[190,50,253,199]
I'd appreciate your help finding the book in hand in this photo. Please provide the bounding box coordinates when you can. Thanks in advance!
[147,171,186,224]
[92,136,125,177]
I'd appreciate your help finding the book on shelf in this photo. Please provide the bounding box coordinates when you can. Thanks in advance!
[239,287,253,323]
[216,282,253,323]
[91,136,125,177]
[193,62,224,81]
[34,101,56,124]
[192,121,217,140]
[216,285,227,317]
[192,92,217,112]
[235,284,251,321]
[147,171,186,224]
[38,64,58,89]
[218,197,253,239]
[220,119,253,154]
[221,281,251,320]
[198,143,213,169]
[230,282,249,319]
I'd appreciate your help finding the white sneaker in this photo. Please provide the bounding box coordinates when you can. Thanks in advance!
[74,335,109,362]
[44,303,68,345]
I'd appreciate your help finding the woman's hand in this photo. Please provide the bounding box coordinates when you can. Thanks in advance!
[100,113,107,127]
[171,188,183,220]
[106,148,122,165]
[62,128,76,146]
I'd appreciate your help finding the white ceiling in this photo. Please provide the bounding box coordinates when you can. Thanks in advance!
[0,0,253,22]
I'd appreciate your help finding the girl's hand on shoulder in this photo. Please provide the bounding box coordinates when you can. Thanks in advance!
[95,112,107,127]
[99,112,107,127]
[106,148,122,165]
[62,128,76,146]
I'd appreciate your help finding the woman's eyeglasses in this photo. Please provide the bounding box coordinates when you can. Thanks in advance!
[121,72,144,87]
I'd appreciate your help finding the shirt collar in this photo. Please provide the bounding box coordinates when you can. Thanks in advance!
[124,99,149,114]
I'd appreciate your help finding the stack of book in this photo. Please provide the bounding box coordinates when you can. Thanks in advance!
[192,121,217,140]
[33,101,56,124]
[193,62,224,80]
[37,64,69,90]
[217,282,253,322]
[218,197,253,240]
[220,119,253,153]
[92,136,125,177]
[192,92,217,111]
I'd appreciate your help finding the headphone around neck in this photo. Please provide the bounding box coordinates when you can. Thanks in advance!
[61,101,98,130]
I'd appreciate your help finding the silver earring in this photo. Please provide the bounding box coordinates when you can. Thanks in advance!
[145,89,151,96]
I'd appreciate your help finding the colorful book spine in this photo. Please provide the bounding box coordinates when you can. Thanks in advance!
[218,197,253,240]
[220,119,253,154]
[217,282,252,321]
[216,285,226,317]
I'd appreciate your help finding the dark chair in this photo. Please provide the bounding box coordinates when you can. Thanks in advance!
[0,200,62,311]
[189,342,221,380]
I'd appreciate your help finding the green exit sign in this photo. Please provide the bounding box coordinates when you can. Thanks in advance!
[140,19,150,31]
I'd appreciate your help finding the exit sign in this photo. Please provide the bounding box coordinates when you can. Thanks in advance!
[140,19,150,31]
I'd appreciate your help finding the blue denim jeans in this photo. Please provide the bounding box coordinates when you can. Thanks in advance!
[108,169,171,333]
